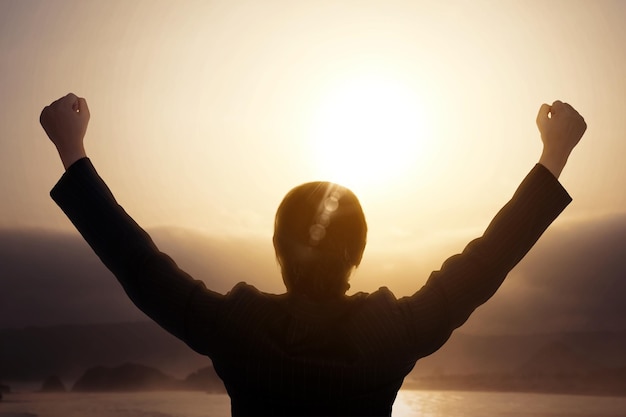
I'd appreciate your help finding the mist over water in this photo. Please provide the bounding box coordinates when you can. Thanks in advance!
[1,391,625,417]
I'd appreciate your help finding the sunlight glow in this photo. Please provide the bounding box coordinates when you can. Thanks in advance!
[309,75,431,192]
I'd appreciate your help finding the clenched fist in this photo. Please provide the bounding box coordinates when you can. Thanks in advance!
[536,100,587,179]
[40,93,90,169]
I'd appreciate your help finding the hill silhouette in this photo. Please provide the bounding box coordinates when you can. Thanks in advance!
[2,321,626,396]
[2,213,625,334]
[73,362,180,392]
[0,322,208,382]
[516,340,601,377]
[71,362,227,392]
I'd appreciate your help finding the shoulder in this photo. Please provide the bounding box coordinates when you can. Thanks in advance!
[344,287,403,317]
[350,286,397,303]
[226,282,281,300]
[221,282,285,316]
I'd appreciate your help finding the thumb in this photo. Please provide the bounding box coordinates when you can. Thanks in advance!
[536,103,551,130]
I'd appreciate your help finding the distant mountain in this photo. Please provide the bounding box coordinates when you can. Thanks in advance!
[3,320,626,397]
[73,363,180,392]
[71,362,226,393]
[0,227,281,328]
[2,214,625,334]
[472,213,626,335]
[0,321,209,383]
[411,331,626,377]
[407,335,626,397]
[515,340,601,377]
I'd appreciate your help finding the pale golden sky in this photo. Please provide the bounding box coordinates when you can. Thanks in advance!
[1,0,625,255]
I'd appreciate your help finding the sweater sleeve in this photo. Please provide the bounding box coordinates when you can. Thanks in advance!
[399,164,572,357]
[50,158,223,354]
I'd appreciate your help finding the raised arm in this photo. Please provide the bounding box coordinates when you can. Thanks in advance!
[40,94,222,353]
[401,101,586,357]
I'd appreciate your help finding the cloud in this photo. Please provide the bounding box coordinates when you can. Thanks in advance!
[2,214,625,334]
[0,229,143,328]
[0,228,280,328]
[461,214,626,333]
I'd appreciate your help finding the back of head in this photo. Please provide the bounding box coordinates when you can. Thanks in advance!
[273,182,367,301]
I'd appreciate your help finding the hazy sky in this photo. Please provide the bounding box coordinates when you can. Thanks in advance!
[1,1,625,336]
[1,0,625,254]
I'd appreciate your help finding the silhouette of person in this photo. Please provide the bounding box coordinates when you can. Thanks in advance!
[40,93,586,416]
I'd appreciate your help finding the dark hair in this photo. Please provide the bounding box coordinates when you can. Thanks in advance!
[273,182,367,300]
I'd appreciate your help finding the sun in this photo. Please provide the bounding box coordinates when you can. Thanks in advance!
[308,74,431,193]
